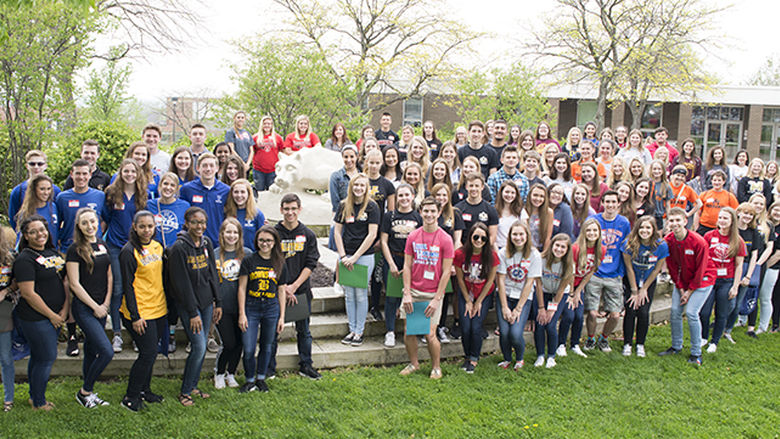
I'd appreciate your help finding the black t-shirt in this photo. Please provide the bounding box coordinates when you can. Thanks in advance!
[66,240,110,304]
[438,207,466,239]
[335,200,381,255]
[13,247,66,321]
[381,210,423,254]
[768,224,780,270]
[458,145,499,180]
[455,199,499,244]
[239,253,290,300]
[427,138,443,160]
[488,143,506,162]
[216,247,249,314]
[739,227,763,256]
[375,129,398,148]
[452,185,491,206]
[369,176,396,215]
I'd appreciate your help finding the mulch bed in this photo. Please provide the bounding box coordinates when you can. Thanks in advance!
[311,262,335,288]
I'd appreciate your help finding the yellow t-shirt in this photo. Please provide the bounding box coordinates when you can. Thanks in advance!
[120,241,167,321]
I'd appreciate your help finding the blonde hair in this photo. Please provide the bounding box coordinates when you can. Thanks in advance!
[294,115,312,138]
[401,162,426,206]
[458,156,482,190]
[748,193,771,238]
[340,173,372,222]
[431,183,455,227]
[0,226,17,266]
[218,217,246,269]
[607,157,629,187]
[409,136,430,175]
[224,179,258,220]
[574,218,602,274]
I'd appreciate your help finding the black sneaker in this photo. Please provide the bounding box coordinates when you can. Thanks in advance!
[747,331,758,339]
[340,333,354,345]
[266,371,276,380]
[465,362,475,374]
[658,347,681,356]
[460,359,470,371]
[449,323,462,340]
[687,355,702,366]
[597,337,612,353]
[351,335,364,346]
[121,396,144,412]
[256,379,269,393]
[141,390,164,403]
[67,336,79,357]
[168,335,177,353]
[370,307,383,322]
[583,338,597,350]
[239,382,256,393]
[481,328,488,339]
[299,364,322,380]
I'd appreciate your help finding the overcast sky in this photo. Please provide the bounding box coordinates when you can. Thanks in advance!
[101,0,780,102]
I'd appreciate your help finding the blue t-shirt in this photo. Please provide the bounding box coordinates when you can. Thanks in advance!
[8,180,61,230]
[55,188,105,252]
[593,213,631,278]
[146,198,190,247]
[35,202,59,248]
[101,193,138,248]
[235,207,266,251]
[110,170,160,199]
[180,178,230,244]
[621,240,669,285]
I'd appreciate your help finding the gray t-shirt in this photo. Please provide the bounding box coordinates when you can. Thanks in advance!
[541,259,564,295]
[150,149,171,174]
[225,128,254,162]
[498,248,542,300]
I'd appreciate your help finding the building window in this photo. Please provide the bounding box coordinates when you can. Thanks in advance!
[403,97,423,127]
[576,100,597,129]
[640,103,663,136]
[690,105,744,159]
[760,108,780,161]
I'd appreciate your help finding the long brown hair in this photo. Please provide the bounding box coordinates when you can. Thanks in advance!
[541,233,574,288]
[505,220,534,260]
[525,183,552,247]
[16,174,54,230]
[218,217,245,269]
[105,159,148,211]
[571,183,592,226]
[462,223,494,281]
[169,146,196,183]
[574,218,602,274]
[73,208,101,273]
[626,215,660,258]
[125,141,153,184]
[426,158,453,194]
[716,207,743,259]
[431,182,455,226]
[495,180,524,218]
[254,225,285,277]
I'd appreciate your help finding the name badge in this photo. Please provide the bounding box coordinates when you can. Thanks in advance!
[462,213,472,221]
[431,245,440,253]
[192,195,204,203]
[423,270,435,280]
[685,249,694,255]
[707,198,715,203]
[68,200,79,208]
[717,267,727,277]
[648,256,658,262]
[295,235,306,243]
[36,256,46,265]
[553,219,560,227]
[268,270,276,279]
[346,216,355,223]
[603,255,613,264]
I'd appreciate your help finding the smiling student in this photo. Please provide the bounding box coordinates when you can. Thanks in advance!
[180,153,231,244]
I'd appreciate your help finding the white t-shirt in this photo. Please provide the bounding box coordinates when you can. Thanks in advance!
[498,248,542,300]
[496,210,529,250]
[150,150,171,174]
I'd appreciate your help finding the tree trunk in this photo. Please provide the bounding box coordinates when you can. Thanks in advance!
[595,78,609,130]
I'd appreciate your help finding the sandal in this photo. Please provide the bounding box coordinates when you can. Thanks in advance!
[178,393,194,407]
[399,363,419,376]
[429,368,443,380]
[191,388,210,399]
[32,401,54,411]
[3,402,12,412]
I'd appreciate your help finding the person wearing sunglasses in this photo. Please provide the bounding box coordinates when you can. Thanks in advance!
[8,150,61,234]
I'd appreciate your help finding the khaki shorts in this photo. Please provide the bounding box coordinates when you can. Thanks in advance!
[584,276,623,313]
[399,289,442,334]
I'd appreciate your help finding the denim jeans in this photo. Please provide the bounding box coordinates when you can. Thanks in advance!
[699,278,733,345]
[0,331,14,402]
[179,304,213,395]
[670,285,712,356]
[756,267,777,331]
[343,254,374,336]
[458,293,492,362]
[71,300,114,392]
[558,291,585,348]
[108,243,124,333]
[726,284,749,333]
[269,296,313,373]
[623,282,656,346]
[18,319,59,407]
[252,170,276,192]
[122,316,166,399]
[533,293,565,358]
[497,297,532,362]
[242,297,279,382]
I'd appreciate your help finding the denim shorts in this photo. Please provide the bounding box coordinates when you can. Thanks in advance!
[584,275,623,313]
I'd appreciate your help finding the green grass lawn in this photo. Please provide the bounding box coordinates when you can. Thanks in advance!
[3,324,780,438]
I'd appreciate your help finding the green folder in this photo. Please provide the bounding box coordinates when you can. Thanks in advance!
[386,273,404,298]
[445,279,453,293]
[406,301,432,335]
[338,262,369,289]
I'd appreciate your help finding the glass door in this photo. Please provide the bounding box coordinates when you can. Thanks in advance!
[702,121,742,159]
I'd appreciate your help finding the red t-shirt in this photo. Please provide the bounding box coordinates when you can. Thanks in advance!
[572,243,598,287]
[453,248,500,299]
[703,230,747,279]
[404,227,455,293]
[284,132,320,152]
[252,133,284,173]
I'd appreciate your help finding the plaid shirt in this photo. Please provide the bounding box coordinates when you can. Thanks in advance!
[486,168,529,204]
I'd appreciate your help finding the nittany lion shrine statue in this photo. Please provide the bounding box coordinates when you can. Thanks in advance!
[258,147,343,230]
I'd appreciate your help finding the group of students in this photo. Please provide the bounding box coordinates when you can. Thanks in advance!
[326,114,780,376]
[0,125,322,412]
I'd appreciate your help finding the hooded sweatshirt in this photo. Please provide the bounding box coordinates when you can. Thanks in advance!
[167,230,220,318]
[275,221,320,300]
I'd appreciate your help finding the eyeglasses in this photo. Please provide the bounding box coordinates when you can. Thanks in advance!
[27,161,45,167]
[188,220,207,226]
[472,235,487,242]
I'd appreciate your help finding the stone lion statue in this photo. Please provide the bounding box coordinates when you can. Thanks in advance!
[269,147,343,193]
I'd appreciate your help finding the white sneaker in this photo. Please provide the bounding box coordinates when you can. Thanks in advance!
[533,356,545,367]
[555,344,567,357]
[226,374,240,388]
[545,357,557,368]
[384,331,396,347]
[756,328,766,335]
[622,344,632,356]
[571,345,588,358]
[214,373,226,390]
[497,361,511,369]
[112,334,123,353]
[437,327,450,344]
[723,332,736,344]
[706,343,717,353]
[700,339,708,348]
[636,345,646,358]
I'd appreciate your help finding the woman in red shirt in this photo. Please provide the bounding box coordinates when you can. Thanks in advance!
[283,115,321,153]
[454,223,499,374]
[250,116,284,192]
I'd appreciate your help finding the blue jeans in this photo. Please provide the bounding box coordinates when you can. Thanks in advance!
[458,293,492,362]
[71,300,114,392]
[18,319,59,407]
[533,293,565,358]
[343,254,374,335]
[242,297,279,382]
[699,278,734,345]
[558,291,585,348]
[0,331,13,402]
[253,170,276,192]
[726,285,749,333]
[179,304,213,395]
[269,296,313,372]
[108,243,124,333]
[670,285,712,356]
[497,297,532,362]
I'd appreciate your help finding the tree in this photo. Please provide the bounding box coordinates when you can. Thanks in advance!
[747,55,780,87]
[217,39,358,137]
[450,63,555,131]
[529,0,722,130]
[0,3,93,211]
[82,52,132,122]
[272,0,479,119]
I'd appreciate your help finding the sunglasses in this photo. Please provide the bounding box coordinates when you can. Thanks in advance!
[472,234,487,242]
[27,161,46,167]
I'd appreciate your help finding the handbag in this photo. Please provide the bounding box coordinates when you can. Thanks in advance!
[740,286,758,316]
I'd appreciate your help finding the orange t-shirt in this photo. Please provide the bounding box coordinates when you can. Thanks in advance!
[699,189,738,228]
[669,182,699,212]
[571,159,607,183]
